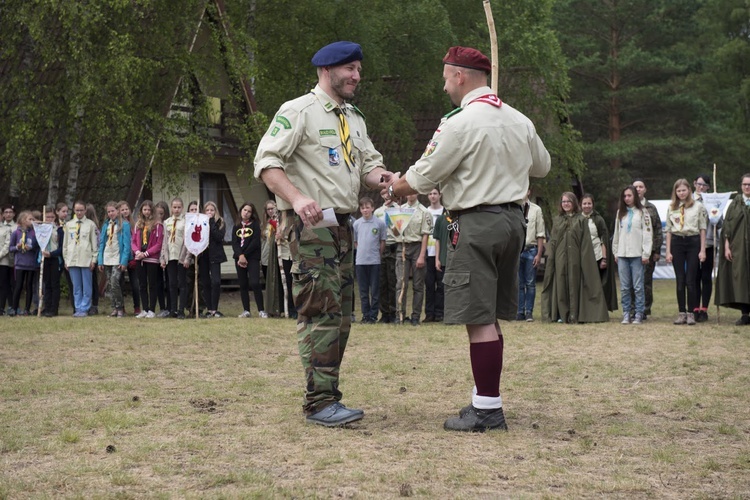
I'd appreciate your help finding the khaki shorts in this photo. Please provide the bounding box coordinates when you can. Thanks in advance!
[442,208,525,324]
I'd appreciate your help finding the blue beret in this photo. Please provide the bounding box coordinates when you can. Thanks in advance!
[311,41,363,67]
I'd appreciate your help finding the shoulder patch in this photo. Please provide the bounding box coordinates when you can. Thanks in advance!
[443,107,463,119]
[422,140,438,157]
[275,116,292,129]
[270,126,280,137]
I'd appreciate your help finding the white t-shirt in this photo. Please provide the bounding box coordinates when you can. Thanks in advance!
[426,206,443,257]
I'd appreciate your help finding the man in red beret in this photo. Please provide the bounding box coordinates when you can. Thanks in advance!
[381,46,551,432]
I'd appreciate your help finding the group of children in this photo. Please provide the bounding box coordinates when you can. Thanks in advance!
[0,198,275,319]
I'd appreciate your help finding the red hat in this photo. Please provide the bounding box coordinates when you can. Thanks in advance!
[442,46,491,74]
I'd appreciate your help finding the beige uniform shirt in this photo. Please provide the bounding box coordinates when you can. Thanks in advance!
[612,209,653,259]
[404,86,550,210]
[63,216,98,267]
[161,215,185,264]
[666,201,707,237]
[102,221,122,266]
[254,84,384,214]
[374,202,399,245]
[0,221,17,266]
[524,202,545,248]
[397,201,433,244]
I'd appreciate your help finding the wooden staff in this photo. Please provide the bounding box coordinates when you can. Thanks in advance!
[483,0,499,94]
[37,205,46,317]
[397,241,407,324]
[194,255,199,319]
[713,163,719,324]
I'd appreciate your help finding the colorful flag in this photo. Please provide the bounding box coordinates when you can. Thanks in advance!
[700,193,733,224]
[32,222,55,251]
[384,207,415,233]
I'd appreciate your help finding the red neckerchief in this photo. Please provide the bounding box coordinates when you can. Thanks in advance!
[467,93,502,108]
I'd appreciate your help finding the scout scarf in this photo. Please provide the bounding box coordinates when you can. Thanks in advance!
[20,229,27,251]
[626,207,634,232]
[108,220,117,245]
[141,225,150,249]
[170,218,177,243]
[75,219,82,244]
[334,107,355,169]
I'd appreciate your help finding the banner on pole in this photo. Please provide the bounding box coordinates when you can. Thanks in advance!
[700,192,732,225]
[32,222,55,251]
[184,213,210,256]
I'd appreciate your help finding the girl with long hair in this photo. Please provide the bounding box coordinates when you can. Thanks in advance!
[117,201,141,315]
[233,202,266,318]
[199,201,227,318]
[98,201,131,317]
[131,200,164,318]
[63,201,98,317]
[161,198,186,318]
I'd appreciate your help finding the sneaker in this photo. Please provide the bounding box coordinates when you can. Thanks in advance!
[673,312,687,325]
[145,311,156,318]
[42,311,56,318]
[136,310,148,319]
[116,310,125,318]
[515,313,525,321]
[525,313,534,322]
[73,311,87,318]
[621,312,631,325]
[697,310,709,322]
[444,405,507,432]
[735,315,750,326]
[109,309,118,317]
[411,317,420,327]
[18,309,29,317]
[259,311,269,319]
[306,402,364,427]
[632,313,643,325]
[133,307,142,316]
[212,311,224,318]
[7,308,16,317]
[157,310,171,318]
[686,312,696,326]
[89,306,98,315]
[176,312,186,320]
[238,310,252,318]
[423,315,435,323]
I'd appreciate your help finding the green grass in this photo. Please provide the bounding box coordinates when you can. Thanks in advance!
[1,281,749,498]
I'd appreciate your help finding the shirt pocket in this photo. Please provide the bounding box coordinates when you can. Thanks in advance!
[319,135,342,168]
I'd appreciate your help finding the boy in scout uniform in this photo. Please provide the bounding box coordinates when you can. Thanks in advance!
[395,193,432,325]
[383,46,551,432]
[254,41,392,427]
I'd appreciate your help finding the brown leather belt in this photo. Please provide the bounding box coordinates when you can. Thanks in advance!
[450,203,521,218]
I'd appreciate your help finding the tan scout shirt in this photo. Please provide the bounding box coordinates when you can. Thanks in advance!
[524,202,545,248]
[666,201,708,237]
[0,221,17,266]
[161,215,185,264]
[254,85,384,214]
[62,216,98,267]
[404,86,550,210]
[397,201,433,244]
[612,208,653,260]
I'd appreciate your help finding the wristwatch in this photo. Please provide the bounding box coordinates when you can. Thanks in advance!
[388,184,395,199]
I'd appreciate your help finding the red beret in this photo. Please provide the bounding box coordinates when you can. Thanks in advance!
[442,46,491,74]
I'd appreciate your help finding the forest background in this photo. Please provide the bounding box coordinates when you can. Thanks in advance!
[1,0,749,221]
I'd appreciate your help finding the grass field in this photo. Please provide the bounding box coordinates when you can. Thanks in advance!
[1,280,749,498]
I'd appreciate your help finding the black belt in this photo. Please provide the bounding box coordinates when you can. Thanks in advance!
[450,203,521,218]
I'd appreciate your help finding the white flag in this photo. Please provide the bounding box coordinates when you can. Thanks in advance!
[700,192,733,225]
[184,213,210,256]
[32,222,55,251]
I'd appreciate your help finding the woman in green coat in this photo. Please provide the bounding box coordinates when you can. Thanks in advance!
[541,192,609,324]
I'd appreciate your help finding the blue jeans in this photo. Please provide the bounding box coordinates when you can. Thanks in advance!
[356,264,380,321]
[68,266,93,313]
[618,257,644,315]
[517,247,537,315]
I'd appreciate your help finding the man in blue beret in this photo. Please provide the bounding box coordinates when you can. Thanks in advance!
[254,41,394,427]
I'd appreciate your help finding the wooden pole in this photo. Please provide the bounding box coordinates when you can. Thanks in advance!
[397,243,407,324]
[483,0,499,94]
[194,256,199,319]
[37,205,46,317]
[713,163,720,324]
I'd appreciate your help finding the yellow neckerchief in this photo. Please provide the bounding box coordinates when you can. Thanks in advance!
[142,225,150,247]
[20,228,27,250]
[75,218,82,244]
[108,218,116,245]
[170,217,177,243]
[679,204,685,230]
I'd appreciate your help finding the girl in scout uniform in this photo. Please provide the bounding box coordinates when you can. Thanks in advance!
[612,186,652,325]
[665,178,707,325]
[55,202,76,311]
[118,201,141,316]
[131,200,164,318]
[63,201,99,317]
[199,201,227,318]
[161,198,186,318]
[41,208,64,317]
[0,204,17,315]
[154,201,171,316]
[178,200,204,317]
[98,201,131,317]
[9,211,38,316]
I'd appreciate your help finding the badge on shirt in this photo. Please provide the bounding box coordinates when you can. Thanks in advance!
[422,140,438,157]
[319,129,337,137]
[328,148,341,166]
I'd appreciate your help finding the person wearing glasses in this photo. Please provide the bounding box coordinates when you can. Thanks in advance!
[692,174,720,322]
[541,192,608,324]
[715,173,750,325]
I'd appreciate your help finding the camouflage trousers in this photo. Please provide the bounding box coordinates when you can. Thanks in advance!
[103,265,124,310]
[288,214,354,415]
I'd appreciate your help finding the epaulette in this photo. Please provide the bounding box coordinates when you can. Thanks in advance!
[443,107,463,120]
[350,103,366,120]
